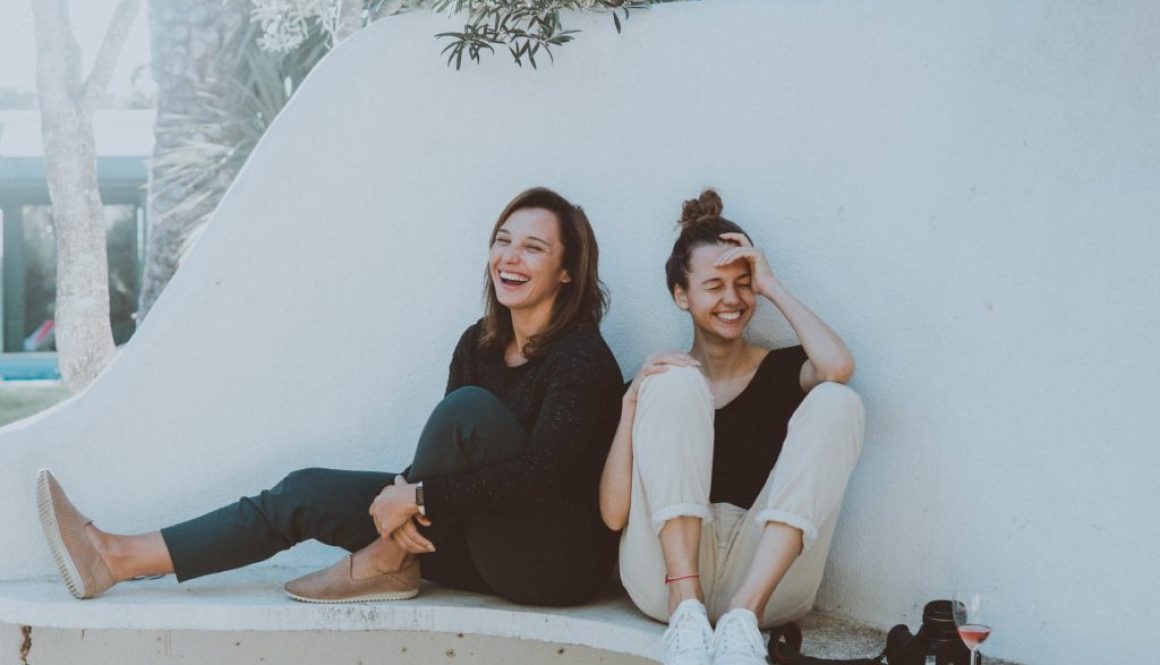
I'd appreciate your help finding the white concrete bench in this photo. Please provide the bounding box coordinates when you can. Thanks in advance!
[0,567,665,662]
[0,565,906,664]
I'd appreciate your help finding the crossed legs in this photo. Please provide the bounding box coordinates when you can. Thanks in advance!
[49,386,528,595]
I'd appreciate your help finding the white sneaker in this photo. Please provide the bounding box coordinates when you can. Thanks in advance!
[662,599,714,665]
[712,608,767,665]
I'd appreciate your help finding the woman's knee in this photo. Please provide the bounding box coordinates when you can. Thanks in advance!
[413,386,525,479]
[790,382,866,458]
[263,468,343,542]
[418,387,499,449]
[438,386,505,414]
[262,468,386,548]
[272,467,331,501]
[637,365,713,412]
[633,366,714,478]
[803,381,864,421]
[425,386,506,435]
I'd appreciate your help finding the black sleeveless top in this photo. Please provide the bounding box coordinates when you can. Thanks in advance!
[710,345,808,508]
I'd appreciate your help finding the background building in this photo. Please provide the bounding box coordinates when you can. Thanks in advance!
[0,109,153,376]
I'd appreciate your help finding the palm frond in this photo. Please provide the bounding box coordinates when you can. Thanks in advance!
[150,20,330,244]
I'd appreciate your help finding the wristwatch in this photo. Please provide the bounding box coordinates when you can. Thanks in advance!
[414,481,426,516]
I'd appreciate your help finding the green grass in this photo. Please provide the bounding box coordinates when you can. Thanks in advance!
[0,383,71,428]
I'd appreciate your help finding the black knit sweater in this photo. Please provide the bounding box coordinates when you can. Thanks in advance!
[421,321,624,523]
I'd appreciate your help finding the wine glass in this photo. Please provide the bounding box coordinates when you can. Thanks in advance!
[951,590,993,665]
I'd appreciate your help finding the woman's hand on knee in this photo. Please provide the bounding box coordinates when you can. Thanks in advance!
[625,352,700,406]
[369,475,423,538]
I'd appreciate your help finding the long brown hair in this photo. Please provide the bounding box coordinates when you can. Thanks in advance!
[665,188,751,295]
[480,187,608,360]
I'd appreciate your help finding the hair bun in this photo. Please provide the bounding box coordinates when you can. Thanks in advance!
[678,188,724,228]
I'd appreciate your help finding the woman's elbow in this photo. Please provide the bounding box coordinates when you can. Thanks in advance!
[600,501,628,532]
[819,357,855,384]
[602,514,626,532]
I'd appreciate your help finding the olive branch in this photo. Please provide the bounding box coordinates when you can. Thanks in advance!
[425,0,656,69]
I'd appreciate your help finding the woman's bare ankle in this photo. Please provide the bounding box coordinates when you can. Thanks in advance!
[351,538,407,579]
[725,588,767,617]
[84,525,127,582]
[666,578,705,615]
[84,528,174,582]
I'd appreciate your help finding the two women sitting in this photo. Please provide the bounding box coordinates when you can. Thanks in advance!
[37,186,863,665]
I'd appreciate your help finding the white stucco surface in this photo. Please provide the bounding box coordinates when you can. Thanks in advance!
[0,567,665,660]
[0,567,907,663]
[0,2,1155,663]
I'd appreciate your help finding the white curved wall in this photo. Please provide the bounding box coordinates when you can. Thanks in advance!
[1,2,1156,662]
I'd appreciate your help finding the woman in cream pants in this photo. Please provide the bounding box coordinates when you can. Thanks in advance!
[600,189,865,665]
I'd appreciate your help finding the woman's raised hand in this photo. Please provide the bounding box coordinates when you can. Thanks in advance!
[624,351,700,406]
[715,232,779,296]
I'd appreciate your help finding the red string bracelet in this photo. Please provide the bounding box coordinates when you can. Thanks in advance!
[664,573,700,584]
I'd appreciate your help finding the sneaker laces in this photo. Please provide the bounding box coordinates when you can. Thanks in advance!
[713,609,766,660]
[663,600,713,664]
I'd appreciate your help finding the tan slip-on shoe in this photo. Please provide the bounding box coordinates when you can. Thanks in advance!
[284,555,420,603]
[35,469,116,599]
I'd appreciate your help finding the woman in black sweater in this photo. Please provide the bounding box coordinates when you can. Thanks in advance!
[37,187,623,606]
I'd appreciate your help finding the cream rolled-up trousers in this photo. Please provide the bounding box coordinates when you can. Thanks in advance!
[618,365,865,627]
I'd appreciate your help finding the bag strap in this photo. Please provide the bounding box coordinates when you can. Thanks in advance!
[767,622,888,665]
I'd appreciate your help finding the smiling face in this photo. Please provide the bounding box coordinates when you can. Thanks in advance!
[673,242,756,342]
[488,207,572,318]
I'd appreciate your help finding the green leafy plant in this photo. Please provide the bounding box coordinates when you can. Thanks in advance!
[252,1,666,69]
[149,22,329,263]
[427,0,655,69]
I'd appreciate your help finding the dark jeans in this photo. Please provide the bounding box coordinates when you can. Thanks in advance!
[160,386,616,606]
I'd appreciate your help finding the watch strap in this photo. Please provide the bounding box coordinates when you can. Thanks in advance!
[414,481,426,516]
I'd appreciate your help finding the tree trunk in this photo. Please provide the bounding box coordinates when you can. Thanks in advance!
[30,0,141,392]
[138,0,251,320]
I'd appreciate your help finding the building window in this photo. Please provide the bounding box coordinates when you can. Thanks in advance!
[3,204,143,353]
